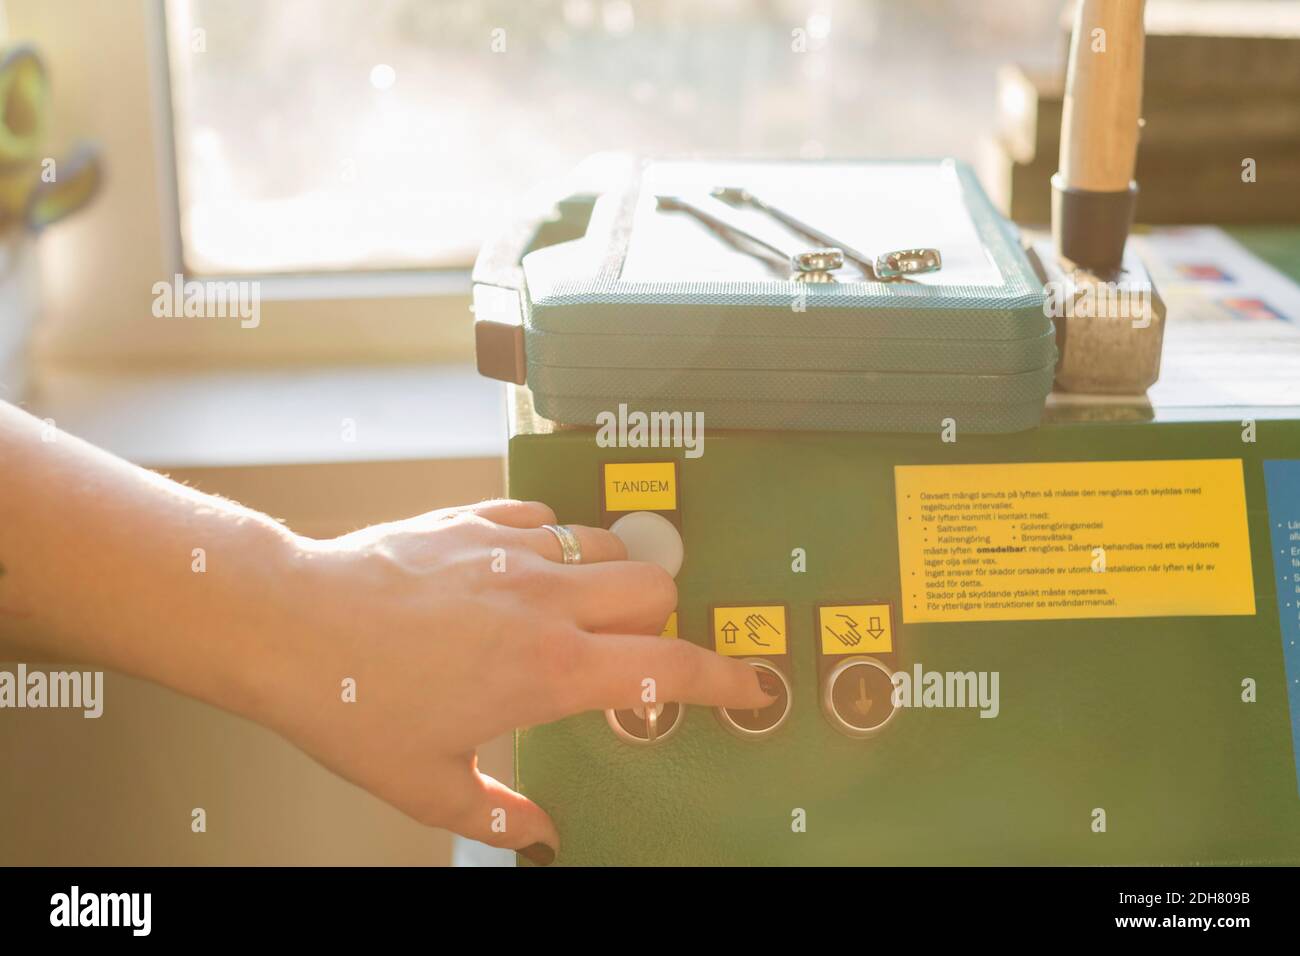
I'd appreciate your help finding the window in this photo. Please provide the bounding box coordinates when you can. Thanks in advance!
[164,0,1069,277]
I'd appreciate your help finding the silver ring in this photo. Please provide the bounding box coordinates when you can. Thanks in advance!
[542,524,583,565]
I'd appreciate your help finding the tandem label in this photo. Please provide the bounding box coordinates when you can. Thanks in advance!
[603,461,679,512]
[895,459,1255,624]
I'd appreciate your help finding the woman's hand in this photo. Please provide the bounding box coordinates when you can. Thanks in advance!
[247,500,775,865]
[0,402,772,866]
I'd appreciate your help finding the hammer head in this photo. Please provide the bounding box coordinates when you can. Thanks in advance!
[1027,237,1167,395]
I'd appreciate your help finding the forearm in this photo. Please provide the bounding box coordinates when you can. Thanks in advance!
[0,401,302,719]
[0,400,771,854]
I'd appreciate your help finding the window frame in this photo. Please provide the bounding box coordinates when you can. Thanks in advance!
[156,0,477,362]
[14,0,474,372]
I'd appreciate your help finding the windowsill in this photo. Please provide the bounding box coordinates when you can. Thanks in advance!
[28,361,506,471]
[200,268,474,303]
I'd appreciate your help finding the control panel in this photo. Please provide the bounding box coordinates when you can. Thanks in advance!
[600,460,894,746]
[509,394,1300,866]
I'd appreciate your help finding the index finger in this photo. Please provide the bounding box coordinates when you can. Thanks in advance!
[565,632,777,714]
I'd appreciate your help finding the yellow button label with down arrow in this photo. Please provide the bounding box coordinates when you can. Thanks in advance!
[819,604,893,655]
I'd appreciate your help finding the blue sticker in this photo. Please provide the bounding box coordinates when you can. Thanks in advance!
[1264,460,1300,796]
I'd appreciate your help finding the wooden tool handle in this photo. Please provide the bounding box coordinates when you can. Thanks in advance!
[1059,0,1146,192]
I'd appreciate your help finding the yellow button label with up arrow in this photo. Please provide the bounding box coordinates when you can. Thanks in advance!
[713,605,787,656]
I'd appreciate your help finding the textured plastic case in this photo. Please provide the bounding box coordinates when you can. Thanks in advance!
[474,159,1055,433]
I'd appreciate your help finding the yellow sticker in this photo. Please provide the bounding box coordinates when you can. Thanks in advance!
[713,606,787,656]
[819,604,892,655]
[661,611,678,638]
[604,462,677,512]
[895,459,1256,624]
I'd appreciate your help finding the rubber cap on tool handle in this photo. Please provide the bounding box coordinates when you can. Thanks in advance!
[1051,175,1137,274]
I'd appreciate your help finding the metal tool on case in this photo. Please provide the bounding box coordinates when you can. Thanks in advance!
[710,186,942,282]
[655,194,845,282]
[477,161,1057,433]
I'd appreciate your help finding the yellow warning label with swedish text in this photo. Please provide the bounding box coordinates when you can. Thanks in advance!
[895,459,1255,624]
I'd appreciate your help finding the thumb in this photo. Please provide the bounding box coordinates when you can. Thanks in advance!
[445,765,560,866]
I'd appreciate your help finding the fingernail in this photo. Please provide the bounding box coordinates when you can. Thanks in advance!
[756,669,782,699]
[519,843,556,866]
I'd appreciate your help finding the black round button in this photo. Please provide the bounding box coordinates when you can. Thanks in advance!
[717,660,791,739]
[607,701,683,744]
[824,657,898,737]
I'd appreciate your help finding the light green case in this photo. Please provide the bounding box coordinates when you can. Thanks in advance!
[474,159,1056,433]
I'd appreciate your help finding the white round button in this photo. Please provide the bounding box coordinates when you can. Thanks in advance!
[608,511,684,577]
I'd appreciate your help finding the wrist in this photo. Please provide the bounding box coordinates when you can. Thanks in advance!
[188,522,320,728]
[219,529,361,737]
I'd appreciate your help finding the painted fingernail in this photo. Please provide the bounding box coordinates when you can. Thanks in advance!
[519,843,556,866]
[756,669,782,699]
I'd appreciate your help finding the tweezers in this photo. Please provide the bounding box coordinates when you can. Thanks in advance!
[711,186,942,282]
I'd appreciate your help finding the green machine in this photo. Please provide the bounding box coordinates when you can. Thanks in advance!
[474,161,1300,866]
